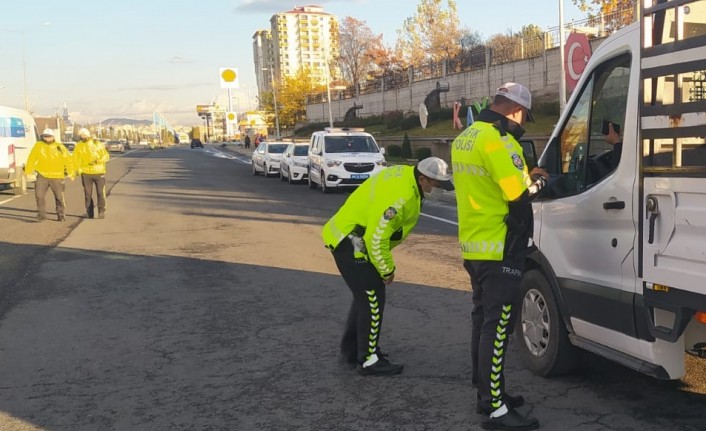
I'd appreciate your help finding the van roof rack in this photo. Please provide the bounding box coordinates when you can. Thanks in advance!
[324,127,365,133]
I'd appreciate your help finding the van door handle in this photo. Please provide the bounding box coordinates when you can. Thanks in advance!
[603,201,625,210]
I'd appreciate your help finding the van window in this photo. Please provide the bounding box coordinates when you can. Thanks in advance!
[324,136,378,153]
[0,117,27,138]
[267,144,287,153]
[545,53,631,197]
[293,145,308,156]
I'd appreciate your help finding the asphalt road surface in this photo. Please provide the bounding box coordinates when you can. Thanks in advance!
[0,144,703,431]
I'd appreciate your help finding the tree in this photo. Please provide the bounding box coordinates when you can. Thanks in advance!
[337,17,385,86]
[572,0,637,32]
[274,67,325,130]
[394,0,463,66]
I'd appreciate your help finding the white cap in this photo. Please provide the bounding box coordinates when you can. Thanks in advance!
[78,128,91,138]
[41,128,55,137]
[496,82,534,122]
[417,157,454,191]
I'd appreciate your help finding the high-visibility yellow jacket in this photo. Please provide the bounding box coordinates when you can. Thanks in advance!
[452,119,532,261]
[322,165,422,278]
[25,141,74,179]
[73,139,109,175]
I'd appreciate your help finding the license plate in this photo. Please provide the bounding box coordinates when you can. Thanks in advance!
[350,174,369,180]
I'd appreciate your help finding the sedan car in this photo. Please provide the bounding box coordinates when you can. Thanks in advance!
[279,143,310,184]
[106,140,125,153]
[251,141,288,177]
[190,139,204,148]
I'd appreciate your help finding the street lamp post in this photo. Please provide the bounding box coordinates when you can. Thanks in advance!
[0,22,50,112]
[263,66,280,139]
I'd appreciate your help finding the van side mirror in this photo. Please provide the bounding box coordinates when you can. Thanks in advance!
[519,140,537,171]
[380,147,386,155]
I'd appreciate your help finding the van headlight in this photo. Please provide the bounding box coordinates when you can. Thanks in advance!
[326,160,342,167]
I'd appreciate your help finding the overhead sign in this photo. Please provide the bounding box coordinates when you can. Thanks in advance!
[564,32,592,92]
[196,105,213,115]
[219,67,240,89]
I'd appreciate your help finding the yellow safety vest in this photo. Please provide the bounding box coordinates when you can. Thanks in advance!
[451,120,532,261]
[73,139,110,175]
[25,141,74,179]
[322,165,422,278]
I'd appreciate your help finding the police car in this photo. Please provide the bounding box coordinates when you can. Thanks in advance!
[306,128,386,193]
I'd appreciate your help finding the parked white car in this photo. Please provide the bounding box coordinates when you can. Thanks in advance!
[0,105,38,194]
[279,143,310,184]
[307,128,386,193]
[251,141,288,177]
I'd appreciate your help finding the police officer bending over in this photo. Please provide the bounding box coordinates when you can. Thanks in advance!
[322,157,454,376]
[452,83,547,430]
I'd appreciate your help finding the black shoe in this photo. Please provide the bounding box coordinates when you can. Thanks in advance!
[481,407,539,430]
[357,355,403,376]
[57,215,65,222]
[476,393,525,414]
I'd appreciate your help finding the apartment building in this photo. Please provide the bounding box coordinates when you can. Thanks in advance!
[253,5,339,110]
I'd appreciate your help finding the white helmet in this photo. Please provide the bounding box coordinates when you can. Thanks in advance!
[41,128,55,137]
[78,128,91,139]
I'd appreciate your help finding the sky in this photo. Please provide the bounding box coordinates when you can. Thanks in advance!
[0,0,586,126]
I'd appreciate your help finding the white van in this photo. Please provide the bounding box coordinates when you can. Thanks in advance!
[307,128,386,193]
[516,0,706,381]
[0,106,38,194]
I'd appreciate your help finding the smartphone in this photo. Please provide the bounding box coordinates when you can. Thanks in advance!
[602,120,620,135]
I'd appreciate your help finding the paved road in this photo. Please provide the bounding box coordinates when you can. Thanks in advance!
[0,144,703,431]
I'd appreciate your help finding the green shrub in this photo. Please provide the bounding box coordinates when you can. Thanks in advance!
[401,133,412,158]
[384,110,404,129]
[414,147,432,160]
[386,144,402,157]
[400,115,420,130]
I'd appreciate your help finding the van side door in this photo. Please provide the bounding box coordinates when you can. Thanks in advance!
[537,51,640,353]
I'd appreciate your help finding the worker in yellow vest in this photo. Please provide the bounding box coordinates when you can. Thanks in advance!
[322,157,454,376]
[25,129,75,221]
[452,83,547,430]
[73,128,110,219]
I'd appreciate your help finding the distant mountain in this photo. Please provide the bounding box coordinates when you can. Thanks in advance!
[100,118,153,127]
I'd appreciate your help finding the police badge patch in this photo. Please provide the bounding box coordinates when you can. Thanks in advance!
[383,207,398,220]
[511,153,524,170]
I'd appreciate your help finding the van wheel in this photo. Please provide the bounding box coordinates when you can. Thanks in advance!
[308,168,317,189]
[516,269,581,376]
[252,162,259,176]
[321,171,332,194]
[263,163,269,178]
[280,169,286,182]
[288,171,294,185]
[13,169,27,195]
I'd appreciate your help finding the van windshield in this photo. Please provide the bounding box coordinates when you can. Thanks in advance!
[324,136,379,153]
[293,146,309,156]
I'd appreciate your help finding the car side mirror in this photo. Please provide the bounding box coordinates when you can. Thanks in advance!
[380,147,386,155]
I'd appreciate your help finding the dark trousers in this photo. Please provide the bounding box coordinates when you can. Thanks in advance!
[81,174,106,217]
[35,174,65,218]
[464,257,524,413]
[332,237,386,364]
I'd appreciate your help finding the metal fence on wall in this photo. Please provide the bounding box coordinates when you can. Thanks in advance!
[307,7,636,105]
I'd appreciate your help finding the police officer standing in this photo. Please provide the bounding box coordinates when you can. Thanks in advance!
[25,129,75,221]
[451,83,547,430]
[322,157,454,376]
[73,128,110,219]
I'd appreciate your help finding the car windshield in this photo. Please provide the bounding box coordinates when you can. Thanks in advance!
[324,136,378,153]
[293,146,308,156]
[267,144,287,153]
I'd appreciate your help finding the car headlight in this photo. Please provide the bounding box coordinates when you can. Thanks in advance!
[376,160,387,166]
[326,160,342,167]
[294,161,308,167]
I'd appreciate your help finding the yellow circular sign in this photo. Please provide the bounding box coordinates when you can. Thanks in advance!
[227,113,236,121]
[221,69,237,82]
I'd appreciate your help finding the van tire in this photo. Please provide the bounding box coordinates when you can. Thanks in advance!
[320,171,331,194]
[252,162,259,176]
[307,168,317,189]
[13,169,27,195]
[515,269,581,376]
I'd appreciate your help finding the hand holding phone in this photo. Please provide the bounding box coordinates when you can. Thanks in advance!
[602,120,620,135]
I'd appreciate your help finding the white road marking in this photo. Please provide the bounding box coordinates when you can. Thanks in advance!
[420,212,458,226]
[0,195,22,205]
